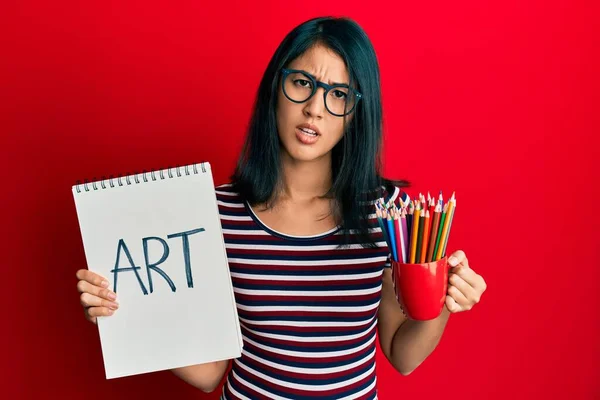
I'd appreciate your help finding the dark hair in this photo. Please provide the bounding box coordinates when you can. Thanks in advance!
[231,16,410,247]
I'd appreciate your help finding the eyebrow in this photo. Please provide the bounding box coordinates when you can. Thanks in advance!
[302,70,349,86]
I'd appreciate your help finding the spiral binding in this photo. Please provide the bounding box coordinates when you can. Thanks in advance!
[74,162,209,194]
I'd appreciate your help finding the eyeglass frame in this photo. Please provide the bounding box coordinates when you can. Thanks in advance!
[280,68,363,117]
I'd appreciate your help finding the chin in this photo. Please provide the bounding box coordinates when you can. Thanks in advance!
[282,143,330,163]
[289,149,328,162]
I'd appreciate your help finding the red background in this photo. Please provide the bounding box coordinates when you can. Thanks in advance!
[2,1,599,398]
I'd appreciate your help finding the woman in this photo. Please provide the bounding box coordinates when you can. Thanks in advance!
[76,16,487,399]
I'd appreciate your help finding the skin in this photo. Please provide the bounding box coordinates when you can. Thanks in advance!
[253,43,352,235]
[75,43,487,391]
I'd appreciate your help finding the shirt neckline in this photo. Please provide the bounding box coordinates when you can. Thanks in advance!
[243,200,341,241]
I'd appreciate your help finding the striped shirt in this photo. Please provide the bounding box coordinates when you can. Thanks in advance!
[216,183,408,399]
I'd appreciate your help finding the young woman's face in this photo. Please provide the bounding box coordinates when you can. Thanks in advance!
[276,44,353,163]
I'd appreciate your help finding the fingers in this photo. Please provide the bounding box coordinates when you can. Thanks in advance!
[455,265,487,293]
[452,266,483,291]
[84,305,115,325]
[446,295,461,313]
[84,308,97,325]
[447,250,487,295]
[448,250,467,267]
[446,251,487,314]
[76,280,118,302]
[448,272,478,306]
[87,306,115,318]
[447,280,469,306]
[76,269,109,289]
[76,269,118,325]
[79,291,119,310]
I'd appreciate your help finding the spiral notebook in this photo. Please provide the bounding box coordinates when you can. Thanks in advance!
[72,162,242,379]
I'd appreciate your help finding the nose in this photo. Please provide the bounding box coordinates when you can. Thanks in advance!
[303,87,326,119]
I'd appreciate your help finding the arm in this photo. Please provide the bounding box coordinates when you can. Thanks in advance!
[377,268,450,375]
[170,359,230,393]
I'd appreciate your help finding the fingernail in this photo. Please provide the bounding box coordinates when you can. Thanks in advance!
[108,292,116,300]
[448,256,458,266]
[101,280,109,288]
[107,309,113,315]
[110,302,119,309]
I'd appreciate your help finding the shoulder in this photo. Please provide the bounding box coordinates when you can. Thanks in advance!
[357,183,410,216]
[214,182,243,204]
[356,184,410,222]
[380,184,410,208]
[215,181,235,193]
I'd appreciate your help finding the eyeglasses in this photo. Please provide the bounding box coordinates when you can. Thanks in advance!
[280,68,362,117]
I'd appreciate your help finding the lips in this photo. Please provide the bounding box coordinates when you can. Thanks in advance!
[295,127,319,145]
[296,123,321,136]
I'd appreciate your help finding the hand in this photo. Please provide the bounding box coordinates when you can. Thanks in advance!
[76,269,119,324]
[445,250,487,313]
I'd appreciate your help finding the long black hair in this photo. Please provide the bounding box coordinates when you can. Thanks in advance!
[231,16,410,247]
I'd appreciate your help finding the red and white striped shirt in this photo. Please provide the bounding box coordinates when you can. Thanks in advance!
[216,183,408,399]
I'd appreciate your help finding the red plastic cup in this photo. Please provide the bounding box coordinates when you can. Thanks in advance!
[391,256,449,320]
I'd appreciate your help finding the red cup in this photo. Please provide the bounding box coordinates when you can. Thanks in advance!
[391,256,449,320]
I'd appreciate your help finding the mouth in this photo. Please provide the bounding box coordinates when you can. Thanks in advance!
[295,126,320,145]
[298,127,318,137]
[296,123,321,137]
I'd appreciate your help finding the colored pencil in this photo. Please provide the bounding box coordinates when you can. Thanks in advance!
[426,203,442,262]
[377,190,456,265]
[433,203,448,261]
[407,202,414,239]
[387,211,397,262]
[441,193,456,257]
[376,205,391,250]
[419,210,430,263]
[393,209,404,262]
[409,203,421,263]
[400,208,409,263]
[435,201,453,260]
[398,196,406,209]
[415,208,425,264]
[427,196,435,237]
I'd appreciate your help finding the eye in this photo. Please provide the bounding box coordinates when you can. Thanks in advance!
[332,90,347,99]
[294,79,312,88]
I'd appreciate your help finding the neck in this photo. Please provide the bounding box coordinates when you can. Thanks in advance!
[277,151,333,203]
